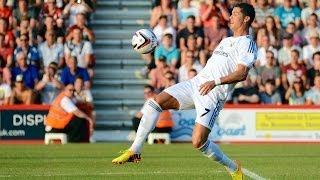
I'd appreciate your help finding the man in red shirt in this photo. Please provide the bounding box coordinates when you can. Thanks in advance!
[0,0,12,25]
[0,33,13,67]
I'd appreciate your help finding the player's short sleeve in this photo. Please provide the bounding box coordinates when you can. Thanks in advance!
[60,96,78,113]
[236,38,257,68]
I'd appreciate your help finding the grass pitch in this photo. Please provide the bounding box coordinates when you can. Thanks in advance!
[0,143,320,179]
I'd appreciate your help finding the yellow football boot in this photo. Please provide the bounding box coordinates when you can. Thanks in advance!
[112,149,141,164]
[228,160,244,180]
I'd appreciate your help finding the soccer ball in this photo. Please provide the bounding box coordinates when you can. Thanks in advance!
[132,29,158,54]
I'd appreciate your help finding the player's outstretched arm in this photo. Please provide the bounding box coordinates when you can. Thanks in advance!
[199,64,249,96]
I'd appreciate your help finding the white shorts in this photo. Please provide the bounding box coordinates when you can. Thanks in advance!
[164,79,224,130]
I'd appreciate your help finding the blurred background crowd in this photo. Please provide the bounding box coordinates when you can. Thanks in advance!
[0,0,96,109]
[145,0,320,106]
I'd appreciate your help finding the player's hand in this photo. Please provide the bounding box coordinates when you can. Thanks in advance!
[199,80,215,96]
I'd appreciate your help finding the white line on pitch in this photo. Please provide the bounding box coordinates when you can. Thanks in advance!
[242,168,267,180]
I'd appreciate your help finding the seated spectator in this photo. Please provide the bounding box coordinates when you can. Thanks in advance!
[163,70,176,89]
[14,34,40,67]
[307,51,320,87]
[154,33,179,71]
[149,57,171,92]
[199,0,229,35]
[0,0,13,25]
[262,16,281,48]
[285,78,306,105]
[187,68,197,79]
[256,36,278,67]
[0,33,13,67]
[0,18,14,48]
[150,0,178,29]
[302,30,320,69]
[11,52,39,88]
[252,0,274,30]
[38,30,64,69]
[66,13,95,43]
[35,62,63,104]
[278,33,302,67]
[38,15,65,44]
[232,76,260,104]
[12,0,32,28]
[177,0,200,29]
[178,50,202,82]
[132,85,173,134]
[204,14,227,53]
[153,15,176,44]
[74,76,95,127]
[61,56,90,89]
[259,79,282,105]
[305,73,320,105]
[177,15,203,51]
[301,0,320,27]
[0,73,11,105]
[45,84,93,142]
[257,51,281,91]
[282,49,307,90]
[301,13,320,44]
[15,16,37,45]
[41,0,63,24]
[64,27,94,77]
[9,74,35,104]
[181,34,206,66]
[285,22,304,47]
[274,0,301,28]
[63,0,93,27]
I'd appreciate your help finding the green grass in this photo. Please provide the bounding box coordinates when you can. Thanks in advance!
[0,143,320,179]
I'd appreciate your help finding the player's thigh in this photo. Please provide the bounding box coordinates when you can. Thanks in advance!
[162,80,195,110]
[192,123,211,148]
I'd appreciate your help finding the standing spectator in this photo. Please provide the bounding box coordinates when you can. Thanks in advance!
[307,51,320,87]
[35,62,63,104]
[38,30,64,69]
[45,84,93,142]
[285,22,304,47]
[252,0,274,30]
[0,72,11,105]
[285,78,306,105]
[0,18,14,48]
[278,33,301,67]
[150,0,178,29]
[301,0,320,27]
[256,36,278,67]
[11,52,39,88]
[64,27,94,76]
[178,50,202,82]
[204,15,227,53]
[232,76,260,104]
[177,0,200,29]
[306,73,320,105]
[9,74,35,104]
[302,30,320,69]
[61,56,90,89]
[257,50,281,91]
[154,33,179,71]
[177,15,203,50]
[0,33,13,68]
[199,0,229,35]
[66,13,95,43]
[14,34,40,67]
[282,49,307,90]
[259,79,282,105]
[0,0,13,27]
[302,13,320,43]
[274,0,301,28]
[63,0,92,27]
[153,15,176,44]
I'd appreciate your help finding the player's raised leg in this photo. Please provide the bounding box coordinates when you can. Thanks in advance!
[112,91,179,164]
[193,122,243,179]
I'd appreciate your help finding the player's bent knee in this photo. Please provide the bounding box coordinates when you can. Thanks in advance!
[192,138,206,149]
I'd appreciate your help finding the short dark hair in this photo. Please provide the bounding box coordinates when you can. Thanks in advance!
[291,49,300,56]
[234,3,255,26]
[187,15,196,21]
[265,79,275,86]
[163,33,173,39]
[313,51,320,60]
[189,69,197,74]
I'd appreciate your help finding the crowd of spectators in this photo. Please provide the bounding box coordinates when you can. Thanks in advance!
[0,0,96,108]
[146,0,320,105]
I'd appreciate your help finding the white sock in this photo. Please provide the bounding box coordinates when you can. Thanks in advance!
[130,99,162,153]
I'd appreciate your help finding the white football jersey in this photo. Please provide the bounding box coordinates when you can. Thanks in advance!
[192,35,258,101]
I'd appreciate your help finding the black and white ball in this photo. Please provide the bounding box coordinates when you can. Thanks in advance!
[132,29,158,54]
